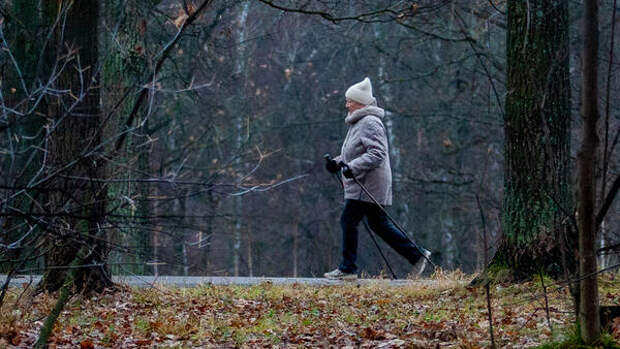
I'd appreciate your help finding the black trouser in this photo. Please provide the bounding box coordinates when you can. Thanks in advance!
[338,199,422,274]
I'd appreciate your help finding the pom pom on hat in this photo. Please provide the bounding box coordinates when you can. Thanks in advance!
[345,77,375,105]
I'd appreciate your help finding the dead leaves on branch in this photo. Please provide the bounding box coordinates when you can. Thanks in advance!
[173,2,196,28]
[173,11,189,28]
[1,273,619,347]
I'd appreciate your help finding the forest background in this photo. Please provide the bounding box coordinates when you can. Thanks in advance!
[0,0,618,286]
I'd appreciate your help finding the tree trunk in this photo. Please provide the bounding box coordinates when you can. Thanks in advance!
[578,0,600,343]
[101,0,152,275]
[489,0,573,280]
[232,1,250,277]
[38,0,113,293]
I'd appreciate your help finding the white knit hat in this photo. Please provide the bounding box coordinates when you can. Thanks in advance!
[345,77,375,105]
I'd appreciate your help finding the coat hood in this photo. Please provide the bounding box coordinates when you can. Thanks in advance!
[345,105,385,125]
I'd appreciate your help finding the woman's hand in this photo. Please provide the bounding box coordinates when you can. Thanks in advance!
[341,164,354,179]
[325,158,340,174]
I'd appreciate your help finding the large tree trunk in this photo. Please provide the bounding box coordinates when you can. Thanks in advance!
[38,0,113,293]
[101,0,152,275]
[489,0,573,280]
[578,0,600,343]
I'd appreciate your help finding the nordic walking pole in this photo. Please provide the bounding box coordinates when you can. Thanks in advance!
[324,154,398,279]
[340,161,436,270]
[361,218,398,279]
[324,156,398,279]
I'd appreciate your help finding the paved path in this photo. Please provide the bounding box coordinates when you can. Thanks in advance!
[1,274,431,287]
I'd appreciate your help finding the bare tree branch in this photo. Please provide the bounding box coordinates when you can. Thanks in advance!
[596,173,620,228]
[114,0,216,153]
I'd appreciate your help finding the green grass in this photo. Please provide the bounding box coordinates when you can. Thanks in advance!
[0,270,617,347]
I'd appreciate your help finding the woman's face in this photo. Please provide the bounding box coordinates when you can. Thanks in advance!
[345,99,365,113]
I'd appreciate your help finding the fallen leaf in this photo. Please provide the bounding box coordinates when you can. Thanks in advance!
[80,339,94,349]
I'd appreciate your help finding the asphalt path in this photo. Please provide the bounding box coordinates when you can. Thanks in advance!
[1,275,431,287]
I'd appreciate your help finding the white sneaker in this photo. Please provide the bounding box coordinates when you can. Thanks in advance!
[413,248,432,277]
[323,268,357,280]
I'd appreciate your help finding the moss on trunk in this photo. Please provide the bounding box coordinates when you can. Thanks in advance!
[488,0,574,281]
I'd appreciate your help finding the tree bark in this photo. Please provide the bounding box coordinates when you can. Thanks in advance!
[488,0,573,281]
[578,0,600,343]
[38,0,113,293]
[101,0,152,275]
[232,1,250,277]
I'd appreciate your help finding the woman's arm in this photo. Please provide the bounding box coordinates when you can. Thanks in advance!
[347,117,387,175]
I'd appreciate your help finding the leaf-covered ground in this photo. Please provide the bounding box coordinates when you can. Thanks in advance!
[1,271,619,348]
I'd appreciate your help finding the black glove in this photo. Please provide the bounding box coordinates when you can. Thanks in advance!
[325,158,340,174]
[341,164,354,179]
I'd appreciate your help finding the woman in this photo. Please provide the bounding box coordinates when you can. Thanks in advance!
[324,77,431,280]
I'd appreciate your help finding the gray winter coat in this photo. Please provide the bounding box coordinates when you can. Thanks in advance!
[334,105,392,206]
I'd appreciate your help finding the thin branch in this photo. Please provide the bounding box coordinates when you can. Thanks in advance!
[601,0,618,209]
[0,25,29,95]
[544,189,579,241]
[0,4,9,20]
[454,11,505,118]
[33,254,83,348]
[114,0,215,153]
[395,20,476,43]
[539,269,554,334]
[228,174,309,196]
[258,0,470,42]
[485,282,497,348]
[598,242,620,254]
[596,173,620,228]
[257,0,397,23]
[487,0,506,16]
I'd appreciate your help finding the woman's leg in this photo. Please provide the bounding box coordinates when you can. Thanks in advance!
[366,203,422,266]
[338,200,367,273]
